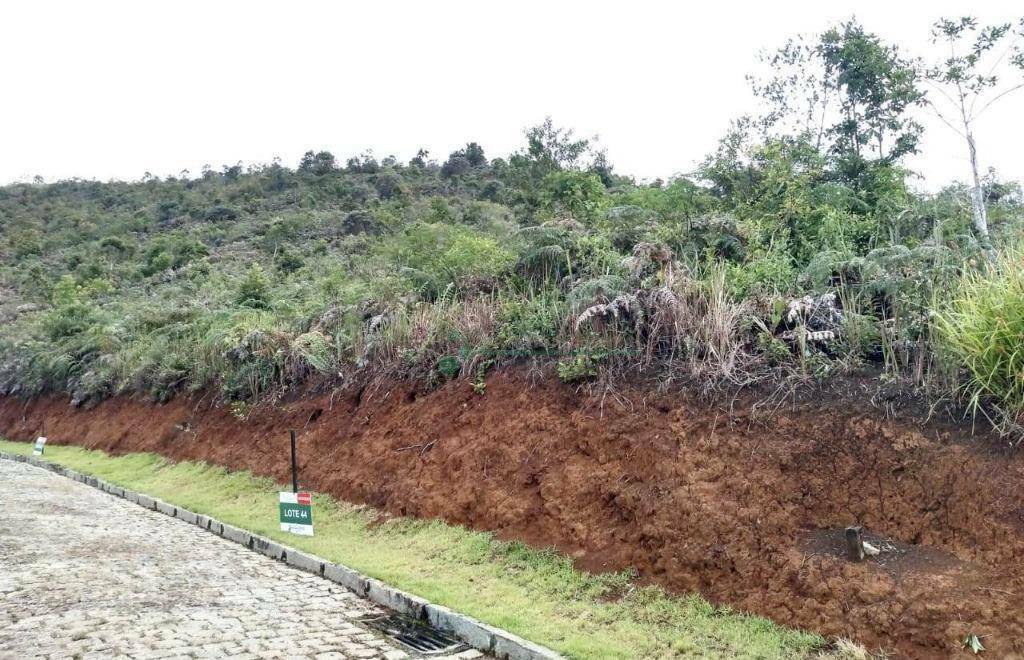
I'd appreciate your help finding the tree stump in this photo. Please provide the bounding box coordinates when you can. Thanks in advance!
[845,526,865,562]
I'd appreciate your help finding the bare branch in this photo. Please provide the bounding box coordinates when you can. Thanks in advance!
[922,98,967,138]
[921,78,964,110]
[968,38,1023,115]
[984,42,1015,77]
[972,81,1024,120]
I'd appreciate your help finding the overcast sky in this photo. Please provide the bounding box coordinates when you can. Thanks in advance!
[1,0,1021,190]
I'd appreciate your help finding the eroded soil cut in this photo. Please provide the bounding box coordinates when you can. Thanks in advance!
[4,372,1023,658]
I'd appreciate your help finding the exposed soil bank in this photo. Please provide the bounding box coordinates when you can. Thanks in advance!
[4,374,1023,658]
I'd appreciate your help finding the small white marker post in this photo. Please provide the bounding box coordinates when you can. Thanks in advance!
[33,437,47,456]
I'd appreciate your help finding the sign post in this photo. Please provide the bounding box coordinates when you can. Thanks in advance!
[279,429,313,536]
[33,437,47,456]
[279,491,314,535]
[290,429,298,493]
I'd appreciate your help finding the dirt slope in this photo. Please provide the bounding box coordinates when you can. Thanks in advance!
[3,372,1023,658]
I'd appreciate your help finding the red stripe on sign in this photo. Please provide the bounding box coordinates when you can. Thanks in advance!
[297,492,311,505]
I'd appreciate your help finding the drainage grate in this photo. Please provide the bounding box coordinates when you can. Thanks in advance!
[364,613,466,655]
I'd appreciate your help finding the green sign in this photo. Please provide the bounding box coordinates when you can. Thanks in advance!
[279,491,314,536]
[33,436,47,456]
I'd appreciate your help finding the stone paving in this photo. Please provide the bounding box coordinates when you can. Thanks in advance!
[0,460,484,660]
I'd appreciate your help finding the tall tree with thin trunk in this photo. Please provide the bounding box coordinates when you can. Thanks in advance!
[923,17,1024,246]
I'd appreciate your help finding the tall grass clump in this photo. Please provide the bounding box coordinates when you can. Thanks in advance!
[937,248,1024,433]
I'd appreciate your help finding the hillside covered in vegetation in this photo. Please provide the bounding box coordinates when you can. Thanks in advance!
[2,18,1023,433]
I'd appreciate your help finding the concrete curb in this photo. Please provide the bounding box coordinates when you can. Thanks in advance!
[1,451,561,660]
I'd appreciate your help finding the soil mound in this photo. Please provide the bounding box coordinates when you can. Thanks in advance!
[4,372,1023,658]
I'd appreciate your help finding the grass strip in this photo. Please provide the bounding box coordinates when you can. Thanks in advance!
[1,439,834,659]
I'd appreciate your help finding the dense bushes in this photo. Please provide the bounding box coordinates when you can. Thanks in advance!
[380,223,514,297]
[0,118,1021,436]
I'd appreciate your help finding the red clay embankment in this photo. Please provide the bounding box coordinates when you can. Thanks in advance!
[3,372,1023,658]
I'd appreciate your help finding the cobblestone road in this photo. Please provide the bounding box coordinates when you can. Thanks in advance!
[0,460,482,660]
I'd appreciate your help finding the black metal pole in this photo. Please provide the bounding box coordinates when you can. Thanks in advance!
[290,429,298,493]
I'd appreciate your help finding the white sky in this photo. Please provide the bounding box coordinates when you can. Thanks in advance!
[1,0,1021,190]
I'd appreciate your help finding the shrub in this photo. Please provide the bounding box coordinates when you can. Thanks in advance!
[143,250,174,275]
[479,180,503,202]
[557,354,598,382]
[436,355,461,378]
[383,223,514,297]
[339,210,383,236]
[460,201,514,232]
[203,205,240,222]
[601,205,655,252]
[140,236,209,276]
[44,276,98,341]
[438,234,514,287]
[756,332,791,365]
[8,228,44,257]
[154,200,182,224]
[495,293,568,353]
[275,247,304,274]
[373,170,403,200]
[262,216,302,251]
[541,171,607,222]
[99,235,132,256]
[193,311,332,401]
[427,197,456,224]
[726,244,798,297]
[237,263,272,309]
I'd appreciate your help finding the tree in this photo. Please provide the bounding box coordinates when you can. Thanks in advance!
[345,152,380,174]
[923,16,1024,244]
[590,150,617,187]
[440,154,472,178]
[463,142,487,167]
[373,170,403,199]
[409,148,430,168]
[521,117,591,173]
[298,150,336,176]
[299,149,337,174]
[749,36,831,147]
[222,162,243,181]
[441,143,488,178]
[751,20,923,188]
[500,119,597,216]
[819,21,923,179]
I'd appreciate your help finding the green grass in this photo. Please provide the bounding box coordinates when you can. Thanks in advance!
[0,439,835,659]
[937,246,1024,427]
